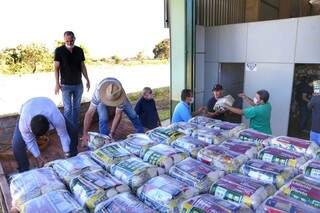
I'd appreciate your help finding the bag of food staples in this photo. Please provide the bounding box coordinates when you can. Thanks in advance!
[240,159,295,189]
[209,173,276,210]
[180,194,253,213]
[213,95,235,112]
[220,138,258,159]
[137,175,199,213]
[88,132,112,151]
[20,190,85,213]
[119,133,157,157]
[192,127,226,145]
[94,192,157,213]
[258,147,308,169]
[147,127,185,144]
[110,157,164,191]
[171,136,209,158]
[197,145,248,173]
[10,167,66,210]
[236,129,273,147]
[168,122,199,136]
[301,159,320,181]
[91,143,132,171]
[69,169,129,212]
[142,144,189,172]
[168,157,224,193]
[188,116,216,127]
[206,121,246,137]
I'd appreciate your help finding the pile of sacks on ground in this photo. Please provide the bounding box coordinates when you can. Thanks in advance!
[9,116,320,213]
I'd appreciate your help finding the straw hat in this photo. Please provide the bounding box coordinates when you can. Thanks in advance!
[99,80,126,106]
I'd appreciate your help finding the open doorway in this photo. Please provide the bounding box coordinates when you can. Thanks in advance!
[288,64,320,139]
[219,63,245,123]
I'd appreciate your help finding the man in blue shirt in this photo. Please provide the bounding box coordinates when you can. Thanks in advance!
[172,89,204,123]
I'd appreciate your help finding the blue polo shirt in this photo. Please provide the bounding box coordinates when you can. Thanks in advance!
[172,101,192,123]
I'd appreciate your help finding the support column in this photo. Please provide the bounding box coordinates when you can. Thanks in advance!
[245,0,261,22]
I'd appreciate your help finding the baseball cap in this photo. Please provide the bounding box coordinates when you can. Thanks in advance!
[212,84,223,91]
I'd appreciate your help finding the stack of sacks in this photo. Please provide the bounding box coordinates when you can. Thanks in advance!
[137,174,199,212]
[10,167,66,211]
[69,169,130,212]
[220,138,258,159]
[142,144,189,172]
[87,132,112,151]
[120,133,157,157]
[188,116,216,127]
[236,129,273,147]
[301,159,320,180]
[281,174,320,209]
[213,95,235,112]
[110,157,164,191]
[20,190,85,213]
[171,136,209,158]
[146,127,185,144]
[209,173,276,210]
[258,192,320,213]
[197,145,248,173]
[258,147,308,169]
[240,159,295,189]
[46,153,101,184]
[180,194,253,213]
[91,143,132,171]
[168,157,224,193]
[192,127,226,144]
[168,122,199,136]
[94,192,157,213]
[206,121,246,137]
[268,136,320,158]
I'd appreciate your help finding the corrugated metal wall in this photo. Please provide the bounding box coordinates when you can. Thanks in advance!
[196,0,246,26]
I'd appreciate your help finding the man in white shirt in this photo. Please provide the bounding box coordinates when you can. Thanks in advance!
[12,97,78,172]
[81,77,144,144]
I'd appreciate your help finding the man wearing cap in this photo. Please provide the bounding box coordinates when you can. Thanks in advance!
[206,84,225,120]
[12,97,78,172]
[82,77,144,143]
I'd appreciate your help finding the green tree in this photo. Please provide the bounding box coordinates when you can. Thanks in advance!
[111,55,121,64]
[136,51,145,63]
[153,38,170,59]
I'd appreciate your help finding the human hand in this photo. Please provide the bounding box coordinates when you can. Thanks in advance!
[54,83,61,95]
[109,131,115,139]
[86,80,90,92]
[36,156,46,168]
[238,93,245,98]
[81,133,89,148]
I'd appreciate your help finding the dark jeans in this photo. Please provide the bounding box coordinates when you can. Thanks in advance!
[299,104,310,130]
[12,117,78,173]
[61,84,83,130]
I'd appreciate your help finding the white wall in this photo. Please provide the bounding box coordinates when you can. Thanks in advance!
[198,15,320,136]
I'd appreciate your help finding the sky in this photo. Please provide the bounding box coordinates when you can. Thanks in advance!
[0,0,169,58]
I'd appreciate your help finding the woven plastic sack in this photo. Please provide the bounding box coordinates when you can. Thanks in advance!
[137,174,199,213]
[197,145,248,173]
[220,139,258,159]
[240,159,295,189]
[213,95,235,112]
[10,167,66,210]
[142,144,189,172]
[281,174,320,208]
[257,192,320,213]
[110,157,164,191]
[301,159,320,181]
[94,192,157,213]
[119,133,157,157]
[88,132,112,151]
[188,116,216,127]
[180,194,253,213]
[20,190,85,213]
[269,136,320,158]
[91,143,132,171]
[258,147,308,169]
[147,127,185,144]
[236,129,273,147]
[69,169,130,212]
[171,136,209,158]
[168,157,224,193]
[192,127,226,145]
[168,122,199,136]
[46,153,101,184]
[210,173,276,210]
[206,121,246,137]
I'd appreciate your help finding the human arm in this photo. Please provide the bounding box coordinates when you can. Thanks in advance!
[134,98,142,116]
[239,93,255,106]
[82,104,97,146]
[51,111,71,154]
[81,62,90,91]
[54,61,61,95]
[302,93,310,103]
[225,105,243,115]
[110,109,122,138]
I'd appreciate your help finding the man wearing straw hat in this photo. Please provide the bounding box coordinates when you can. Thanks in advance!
[82,77,144,144]
[308,80,320,145]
